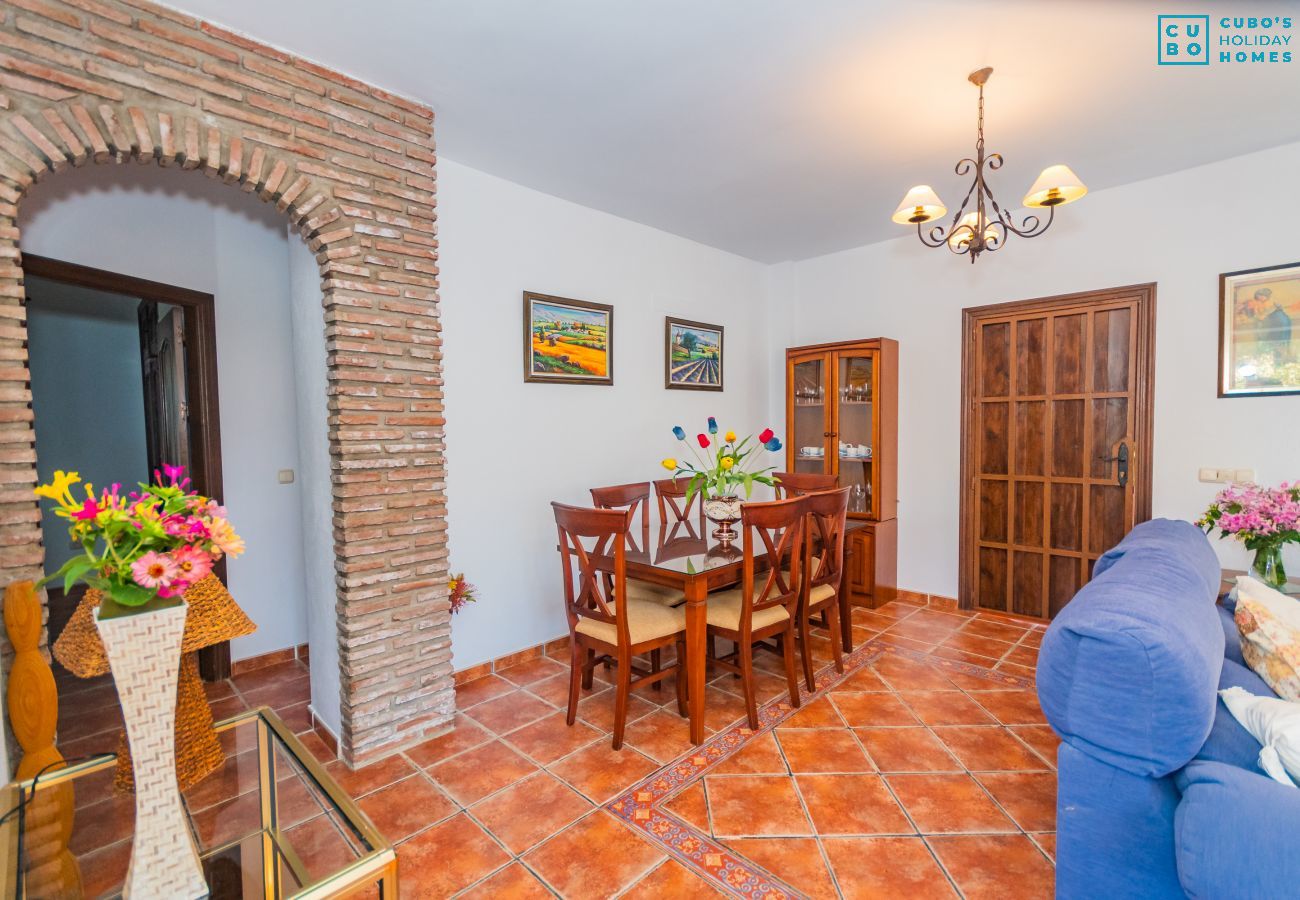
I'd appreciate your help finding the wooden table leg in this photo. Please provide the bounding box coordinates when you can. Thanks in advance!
[685,578,708,745]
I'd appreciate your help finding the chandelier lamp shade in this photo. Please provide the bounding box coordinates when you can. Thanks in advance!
[892,67,1087,262]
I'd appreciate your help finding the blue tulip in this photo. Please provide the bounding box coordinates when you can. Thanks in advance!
[707,416,718,434]
[672,425,686,441]
[765,437,783,452]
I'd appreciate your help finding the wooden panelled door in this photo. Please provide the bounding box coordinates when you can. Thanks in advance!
[960,284,1155,619]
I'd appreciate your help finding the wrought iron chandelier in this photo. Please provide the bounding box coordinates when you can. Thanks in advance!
[891,67,1087,263]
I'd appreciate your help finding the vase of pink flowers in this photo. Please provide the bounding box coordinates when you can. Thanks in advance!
[35,464,243,899]
[1199,481,1300,591]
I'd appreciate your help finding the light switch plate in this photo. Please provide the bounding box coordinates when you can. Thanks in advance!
[1198,467,1221,483]
[277,469,295,484]
[1233,468,1255,483]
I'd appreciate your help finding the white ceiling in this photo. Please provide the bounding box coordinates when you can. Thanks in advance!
[168,0,1300,262]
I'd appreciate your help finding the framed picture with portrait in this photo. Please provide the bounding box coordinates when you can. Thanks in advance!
[664,317,724,391]
[1219,262,1300,397]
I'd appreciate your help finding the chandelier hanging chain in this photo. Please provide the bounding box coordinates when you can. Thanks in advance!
[892,67,1085,263]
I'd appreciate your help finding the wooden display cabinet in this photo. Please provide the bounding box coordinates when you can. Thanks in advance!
[785,338,898,608]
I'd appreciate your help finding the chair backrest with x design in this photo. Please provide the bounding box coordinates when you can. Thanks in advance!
[737,495,808,634]
[552,502,632,647]
[802,487,850,601]
[590,481,651,554]
[653,477,701,523]
[773,471,838,499]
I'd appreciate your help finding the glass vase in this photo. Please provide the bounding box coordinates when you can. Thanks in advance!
[1251,543,1288,590]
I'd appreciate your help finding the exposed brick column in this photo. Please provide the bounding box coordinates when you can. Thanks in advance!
[0,0,451,765]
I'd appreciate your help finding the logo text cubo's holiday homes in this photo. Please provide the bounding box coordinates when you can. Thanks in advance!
[1158,14,1293,66]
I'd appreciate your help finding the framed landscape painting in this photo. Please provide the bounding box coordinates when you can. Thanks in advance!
[1219,262,1300,397]
[523,291,613,385]
[665,316,724,391]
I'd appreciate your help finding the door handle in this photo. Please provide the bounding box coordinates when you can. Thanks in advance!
[1097,442,1129,488]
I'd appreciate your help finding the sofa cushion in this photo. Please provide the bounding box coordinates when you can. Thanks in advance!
[1191,659,1275,773]
[1038,519,1224,778]
[1174,760,1300,899]
[1092,518,1223,601]
[1235,575,1300,701]
[1219,604,1246,666]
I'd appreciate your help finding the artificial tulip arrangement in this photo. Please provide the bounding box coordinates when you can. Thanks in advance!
[662,417,783,503]
[34,465,244,610]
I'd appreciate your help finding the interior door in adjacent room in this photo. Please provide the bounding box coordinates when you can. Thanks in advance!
[960,284,1155,619]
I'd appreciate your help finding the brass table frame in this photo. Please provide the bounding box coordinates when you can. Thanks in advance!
[2,706,397,899]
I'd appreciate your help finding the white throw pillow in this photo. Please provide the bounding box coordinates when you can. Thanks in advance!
[1219,686,1300,787]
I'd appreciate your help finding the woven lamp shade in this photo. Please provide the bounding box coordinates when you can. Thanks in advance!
[52,575,256,792]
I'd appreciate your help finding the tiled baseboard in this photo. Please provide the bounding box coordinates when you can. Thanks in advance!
[452,587,961,683]
[454,636,569,685]
[896,589,958,610]
[232,642,310,677]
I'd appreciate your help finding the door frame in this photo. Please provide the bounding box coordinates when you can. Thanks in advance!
[24,254,231,678]
[957,282,1157,611]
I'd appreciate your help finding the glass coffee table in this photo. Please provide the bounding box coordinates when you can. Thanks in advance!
[1,707,397,898]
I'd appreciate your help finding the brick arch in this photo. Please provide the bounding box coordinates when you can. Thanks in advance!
[0,0,451,766]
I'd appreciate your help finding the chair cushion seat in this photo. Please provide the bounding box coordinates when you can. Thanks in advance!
[809,583,837,605]
[623,581,686,607]
[576,599,686,646]
[706,588,790,632]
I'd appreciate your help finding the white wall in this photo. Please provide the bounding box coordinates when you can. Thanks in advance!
[438,158,773,668]
[19,164,325,664]
[27,280,150,574]
[779,140,1300,597]
[287,223,341,737]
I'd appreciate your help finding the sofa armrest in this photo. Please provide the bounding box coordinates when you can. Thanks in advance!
[1174,760,1300,899]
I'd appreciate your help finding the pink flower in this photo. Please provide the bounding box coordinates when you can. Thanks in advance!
[72,498,101,521]
[172,546,213,582]
[131,551,178,589]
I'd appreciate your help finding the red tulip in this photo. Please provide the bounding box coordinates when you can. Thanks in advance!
[697,433,710,448]
[758,427,774,444]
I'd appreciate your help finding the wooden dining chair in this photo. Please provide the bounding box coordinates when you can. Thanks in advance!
[796,487,849,691]
[552,502,687,749]
[704,495,806,728]
[773,471,838,498]
[653,477,701,523]
[591,482,685,608]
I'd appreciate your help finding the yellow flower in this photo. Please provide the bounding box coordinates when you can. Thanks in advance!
[725,430,736,443]
[34,470,80,507]
[721,456,735,470]
[661,458,677,470]
[448,578,459,591]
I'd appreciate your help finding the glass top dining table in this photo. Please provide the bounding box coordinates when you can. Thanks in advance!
[572,509,867,744]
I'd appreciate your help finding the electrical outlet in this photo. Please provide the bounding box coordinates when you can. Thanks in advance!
[1233,468,1255,483]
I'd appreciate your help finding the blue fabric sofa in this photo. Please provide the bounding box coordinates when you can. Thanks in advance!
[1037,518,1300,899]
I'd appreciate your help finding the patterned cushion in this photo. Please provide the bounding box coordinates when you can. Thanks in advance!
[1235,575,1300,702]
[576,599,686,646]
[704,588,790,632]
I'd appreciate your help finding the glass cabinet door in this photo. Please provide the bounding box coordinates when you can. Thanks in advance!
[834,352,875,515]
[790,353,831,475]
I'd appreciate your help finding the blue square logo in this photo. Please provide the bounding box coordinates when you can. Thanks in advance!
[1158,15,1210,65]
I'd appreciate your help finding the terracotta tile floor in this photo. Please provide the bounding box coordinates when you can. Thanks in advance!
[54,601,1059,898]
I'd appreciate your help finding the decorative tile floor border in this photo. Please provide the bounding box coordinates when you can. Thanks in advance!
[606,637,1036,899]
